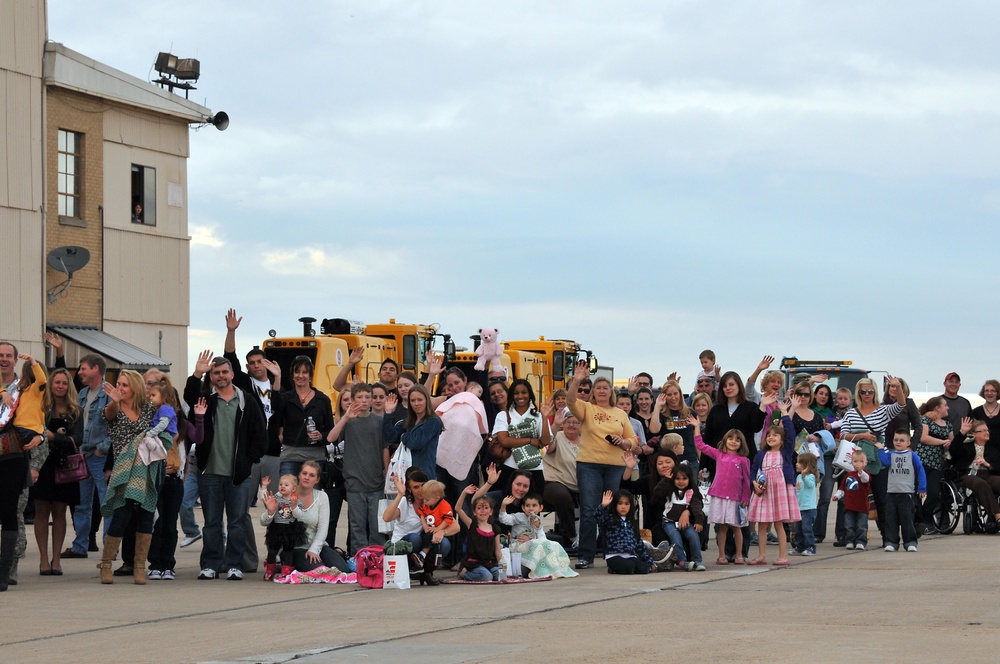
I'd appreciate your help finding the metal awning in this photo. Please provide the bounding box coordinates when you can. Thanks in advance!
[47,325,171,371]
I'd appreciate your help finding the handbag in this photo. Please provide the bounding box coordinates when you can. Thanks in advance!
[55,439,91,485]
[508,417,542,469]
[0,426,24,457]
[511,443,542,470]
[867,487,878,521]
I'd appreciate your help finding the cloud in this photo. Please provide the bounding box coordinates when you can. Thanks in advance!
[189,225,224,248]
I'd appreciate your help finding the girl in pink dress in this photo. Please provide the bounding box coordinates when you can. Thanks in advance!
[748,398,801,566]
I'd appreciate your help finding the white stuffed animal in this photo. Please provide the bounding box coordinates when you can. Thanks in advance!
[474,327,503,373]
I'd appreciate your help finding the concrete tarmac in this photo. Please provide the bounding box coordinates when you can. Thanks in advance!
[4,519,998,664]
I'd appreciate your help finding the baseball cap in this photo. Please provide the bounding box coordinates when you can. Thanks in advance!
[945,372,961,382]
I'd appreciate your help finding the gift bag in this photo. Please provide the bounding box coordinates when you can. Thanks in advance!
[832,440,858,472]
[377,497,394,535]
[499,547,512,579]
[384,444,412,494]
[509,550,522,578]
[382,555,411,589]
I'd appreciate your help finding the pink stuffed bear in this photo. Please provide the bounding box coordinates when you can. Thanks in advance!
[474,327,503,373]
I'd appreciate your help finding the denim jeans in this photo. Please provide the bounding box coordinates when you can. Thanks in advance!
[346,490,385,553]
[249,455,280,507]
[464,564,499,582]
[401,531,452,558]
[576,462,624,563]
[816,466,836,541]
[795,508,817,552]
[198,473,252,572]
[844,510,868,546]
[292,545,349,572]
[663,520,702,564]
[179,466,201,538]
[71,452,109,553]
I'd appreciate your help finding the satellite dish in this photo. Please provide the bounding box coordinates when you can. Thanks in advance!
[46,246,90,303]
[47,246,90,274]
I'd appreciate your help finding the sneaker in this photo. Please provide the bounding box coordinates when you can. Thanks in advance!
[113,564,134,577]
[845,542,855,550]
[832,539,847,548]
[922,525,937,536]
[693,563,706,572]
[855,544,866,551]
[227,568,244,580]
[789,549,803,556]
[180,534,202,548]
[906,545,918,552]
[147,569,162,580]
[884,545,896,552]
[766,532,779,545]
[802,548,816,556]
[197,568,217,580]
[749,533,759,546]
[574,560,593,570]
[161,570,176,581]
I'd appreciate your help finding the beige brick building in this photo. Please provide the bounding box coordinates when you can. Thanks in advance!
[2,0,221,377]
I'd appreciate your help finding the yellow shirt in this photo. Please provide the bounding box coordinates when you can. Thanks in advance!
[13,363,47,434]
[567,399,636,466]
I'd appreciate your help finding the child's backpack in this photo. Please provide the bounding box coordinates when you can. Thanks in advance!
[354,545,385,589]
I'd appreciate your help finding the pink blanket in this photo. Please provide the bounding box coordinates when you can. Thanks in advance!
[275,566,357,584]
[435,393,488,479]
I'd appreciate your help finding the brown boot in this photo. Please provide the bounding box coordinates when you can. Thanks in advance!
[133,533,152,585]
[100,536,123,585]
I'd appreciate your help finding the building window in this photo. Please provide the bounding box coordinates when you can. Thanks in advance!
[58,130,82,218]
[131,164,156,226]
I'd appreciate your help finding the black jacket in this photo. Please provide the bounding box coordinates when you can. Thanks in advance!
[184,375,267,485]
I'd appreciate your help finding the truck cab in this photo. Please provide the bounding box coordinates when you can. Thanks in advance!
[780,357,870,396]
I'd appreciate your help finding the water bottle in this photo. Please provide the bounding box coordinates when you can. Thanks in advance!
[306,416,316,440]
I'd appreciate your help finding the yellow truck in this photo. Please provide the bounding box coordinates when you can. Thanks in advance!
[261,317,448,395]
[261,317,601,404]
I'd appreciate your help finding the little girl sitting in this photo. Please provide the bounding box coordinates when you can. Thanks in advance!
[259,474,306,581]
[598,489,655,574]
[455,487,501,582]
[498,493,577,579]
[655,465,706,571]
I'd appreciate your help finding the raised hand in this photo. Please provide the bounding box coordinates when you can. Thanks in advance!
[44,331,63,352]
[426,351,444,376]
[225,308,242,331]
[655,393,668,409]
[348,346,364,365]
[384,393,399,414]
[601,490,614,508]
[262,358,281,377]
[573,359,589,381]
[195,349,213,377]
[486,462,501,485]
[622,449,638,470]
[193,397,208,416]
[391,473,406,495]
[960,416,974,435]
[463,483,478,495]
[502,494,515,506]
[757,356,774,372]
[666,371,679,383]
[540,399,554,418]
[103,381,122,403]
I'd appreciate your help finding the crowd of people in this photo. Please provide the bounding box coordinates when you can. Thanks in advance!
[2,320,998,592]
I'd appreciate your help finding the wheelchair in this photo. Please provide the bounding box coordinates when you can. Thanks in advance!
[938,470,998,535]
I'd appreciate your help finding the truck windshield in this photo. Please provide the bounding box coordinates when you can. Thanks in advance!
[786,371,866,397]
[263,348,318,384]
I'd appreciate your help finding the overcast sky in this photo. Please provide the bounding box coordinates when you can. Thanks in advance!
[49,1,1000,394]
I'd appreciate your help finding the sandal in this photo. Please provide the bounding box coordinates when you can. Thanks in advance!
[747,558,768,566]
[772,559,790,566]
[733,557,746,565]
[715,557,729,565]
